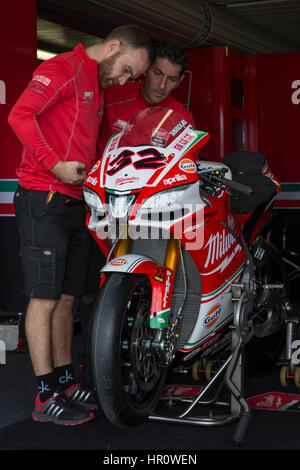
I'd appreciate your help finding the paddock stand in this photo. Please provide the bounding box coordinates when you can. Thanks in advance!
[149,293,253,446]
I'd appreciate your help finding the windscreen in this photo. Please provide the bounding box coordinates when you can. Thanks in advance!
[118,107,192,149]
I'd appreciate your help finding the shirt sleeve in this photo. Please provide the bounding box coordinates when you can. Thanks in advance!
[8,58,73,170]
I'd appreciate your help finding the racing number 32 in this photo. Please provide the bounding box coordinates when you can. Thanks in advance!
[106,148,166,176]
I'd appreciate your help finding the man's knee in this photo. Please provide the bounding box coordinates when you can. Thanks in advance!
[57,294,76,314]
[27,297,57,314]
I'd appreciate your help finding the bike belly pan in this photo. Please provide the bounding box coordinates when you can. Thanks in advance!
[181,268,242,355]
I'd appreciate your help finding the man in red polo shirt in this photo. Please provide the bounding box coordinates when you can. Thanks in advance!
[98,41,195,157]
[8,25,152,426]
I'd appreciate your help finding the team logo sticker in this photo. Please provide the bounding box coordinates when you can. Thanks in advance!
[109,258,127,266]
[203,304,221,328]
[89,160,100,174]
[178,159,196,173]
[153,268,166,283]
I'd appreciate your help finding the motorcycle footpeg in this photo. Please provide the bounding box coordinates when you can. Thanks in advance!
[262,282,284,289]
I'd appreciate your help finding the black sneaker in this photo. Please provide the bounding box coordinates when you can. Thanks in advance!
[32,391,95,425]
[64,383,98,410]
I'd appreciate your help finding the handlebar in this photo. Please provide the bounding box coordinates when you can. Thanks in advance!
[213,175,254,196]
[197,168,254,196]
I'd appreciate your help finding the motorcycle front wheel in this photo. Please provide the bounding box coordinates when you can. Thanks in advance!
[89,272,167,428]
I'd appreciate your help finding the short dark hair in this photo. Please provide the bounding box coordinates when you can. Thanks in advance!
[104,25,153,61]
[153,41,189,75]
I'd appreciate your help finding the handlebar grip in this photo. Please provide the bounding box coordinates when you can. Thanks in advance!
[209,175,254,196]
[221,177,254,195]
[199,173,254,196]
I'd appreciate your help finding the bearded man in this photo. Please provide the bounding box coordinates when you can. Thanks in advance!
[8,24,152,426]
[98,41,194,156]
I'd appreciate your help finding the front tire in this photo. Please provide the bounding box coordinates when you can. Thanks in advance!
[89,272,167,428]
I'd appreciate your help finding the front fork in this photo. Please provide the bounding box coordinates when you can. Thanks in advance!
[114,228,180,364]
[113,228,180,278]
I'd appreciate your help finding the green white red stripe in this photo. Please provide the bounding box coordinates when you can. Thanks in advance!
[0,179,18,216]
[1,180,300,215]
[275,183,300,208]
[201,264,244,302]
[125,256,148,272]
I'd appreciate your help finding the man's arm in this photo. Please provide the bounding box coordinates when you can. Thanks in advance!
[8,60,86,185]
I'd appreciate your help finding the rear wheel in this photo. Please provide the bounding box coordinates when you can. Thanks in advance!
[246,240,287,370]
[89,272,167,428]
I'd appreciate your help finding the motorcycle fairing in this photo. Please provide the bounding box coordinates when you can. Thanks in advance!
[169,191,247,353]
[179,263,244,354]
[84,108,278,358]
[101,253,173,328]
[86,212,112,258]
[93,126,209,197]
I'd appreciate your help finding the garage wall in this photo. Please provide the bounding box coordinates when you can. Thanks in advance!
[174,46,300,211]
[1,5,300,312]
[256,51,300,209]
[0,0,37,311]
[173,46,260,162]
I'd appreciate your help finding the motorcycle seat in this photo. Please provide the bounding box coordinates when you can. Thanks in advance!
[222,150,266,175]
[221,151,277,214]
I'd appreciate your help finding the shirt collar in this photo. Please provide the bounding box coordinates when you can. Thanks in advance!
[74,43,99,70]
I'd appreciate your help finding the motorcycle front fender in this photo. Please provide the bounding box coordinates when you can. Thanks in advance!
[101,254,173,328]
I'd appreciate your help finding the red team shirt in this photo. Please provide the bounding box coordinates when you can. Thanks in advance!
[9,47,195,199]
[8,44,104,199]
[98,80,195,157]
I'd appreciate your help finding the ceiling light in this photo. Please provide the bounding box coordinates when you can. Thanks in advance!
[37,49,57,61]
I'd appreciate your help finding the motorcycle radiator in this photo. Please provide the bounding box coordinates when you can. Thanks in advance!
[130,238,201,350]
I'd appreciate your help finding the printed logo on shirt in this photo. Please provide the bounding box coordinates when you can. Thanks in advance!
[32,75,51,86]
[82,91,95,103]
[28,82,45,94]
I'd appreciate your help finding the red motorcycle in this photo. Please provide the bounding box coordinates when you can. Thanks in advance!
[84,107,287,443]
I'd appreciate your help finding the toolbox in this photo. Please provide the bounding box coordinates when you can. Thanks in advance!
[0,311,26,352]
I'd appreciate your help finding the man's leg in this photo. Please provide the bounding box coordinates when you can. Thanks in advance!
[25,295,76,380]
[25,297,57,377]
[24,291,76,396]
[26,294,94,424]
[25,297,58,402]
[52,293,77,390]
[15,188,94,424]
[52,293,75,368]
[59,220,99,410]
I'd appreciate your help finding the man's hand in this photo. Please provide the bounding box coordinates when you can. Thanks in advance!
[51,161,87,185]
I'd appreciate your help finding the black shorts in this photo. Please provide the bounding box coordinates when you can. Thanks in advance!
[14,185,93,300]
